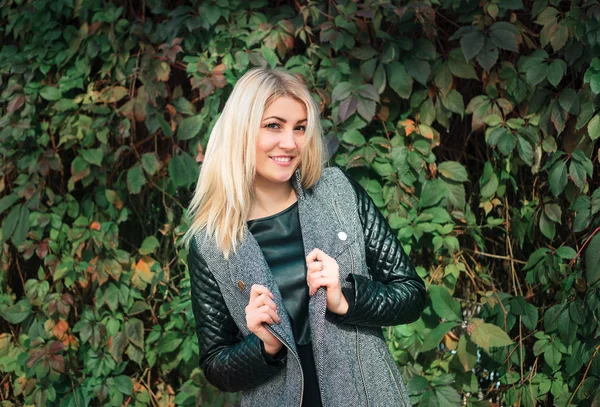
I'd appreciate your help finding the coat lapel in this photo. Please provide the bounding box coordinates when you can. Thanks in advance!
[228,228,297,352]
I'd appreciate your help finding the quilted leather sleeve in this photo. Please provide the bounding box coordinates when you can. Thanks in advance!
[188,240,286,392]
[332,173,426,327]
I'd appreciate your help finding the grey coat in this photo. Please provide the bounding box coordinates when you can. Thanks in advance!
[190,167,425,406]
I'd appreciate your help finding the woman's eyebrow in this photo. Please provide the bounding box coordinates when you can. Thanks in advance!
[262,116,307,123]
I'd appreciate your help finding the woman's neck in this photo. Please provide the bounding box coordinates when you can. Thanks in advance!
[249,181,297,221]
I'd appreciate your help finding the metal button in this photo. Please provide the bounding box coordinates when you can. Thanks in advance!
[237,280,246,291]
[338,231,347,241]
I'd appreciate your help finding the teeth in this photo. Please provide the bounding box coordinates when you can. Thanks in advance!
[272,157,292,162]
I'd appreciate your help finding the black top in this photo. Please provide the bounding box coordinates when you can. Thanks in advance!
[247,201,323,407]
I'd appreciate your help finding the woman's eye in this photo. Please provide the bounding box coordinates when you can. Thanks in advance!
[265,123,280,129]
[295,125,306,131]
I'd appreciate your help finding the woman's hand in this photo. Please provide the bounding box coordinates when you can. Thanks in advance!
[306,248,349,315]
[245,284,283,355]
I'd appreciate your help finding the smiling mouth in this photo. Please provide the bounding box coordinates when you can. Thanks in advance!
[270,156,293,163]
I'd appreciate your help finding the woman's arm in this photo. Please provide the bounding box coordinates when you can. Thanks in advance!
[188,241,286,392]
[328,172,427,327]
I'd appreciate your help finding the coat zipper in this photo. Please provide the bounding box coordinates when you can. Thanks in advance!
[264,324,304,407]
[332,199,370,407]
[383,356,408,407]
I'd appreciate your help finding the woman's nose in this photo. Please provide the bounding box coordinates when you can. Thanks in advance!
[278,129,296,149]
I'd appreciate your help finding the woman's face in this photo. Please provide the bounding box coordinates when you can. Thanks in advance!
[255,96,307,188]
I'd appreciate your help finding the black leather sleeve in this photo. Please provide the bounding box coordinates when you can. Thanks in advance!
[188,241,286,392]
[330,173,427,327]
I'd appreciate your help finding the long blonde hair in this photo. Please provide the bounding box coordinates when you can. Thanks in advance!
[181,68,324,257]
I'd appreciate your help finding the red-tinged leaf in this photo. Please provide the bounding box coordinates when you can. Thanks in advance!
[48,340,65,354]
[48,354,65,373]
[27,349,45,367]
[7,94,25,113]
[339,96,358,122]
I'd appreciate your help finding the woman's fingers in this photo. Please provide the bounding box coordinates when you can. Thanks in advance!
[306,248,327,263]
[250,284,274,301]
[306,261,323,272]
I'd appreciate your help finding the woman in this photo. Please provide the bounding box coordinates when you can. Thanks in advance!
[183,68,426,407]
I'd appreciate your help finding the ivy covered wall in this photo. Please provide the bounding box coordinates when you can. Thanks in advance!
[1,0,600,406]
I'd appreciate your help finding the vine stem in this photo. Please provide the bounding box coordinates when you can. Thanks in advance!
[568,226,600,268]
[567,343,600,405]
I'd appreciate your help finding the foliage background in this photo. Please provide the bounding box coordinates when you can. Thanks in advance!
[1,0,600,405]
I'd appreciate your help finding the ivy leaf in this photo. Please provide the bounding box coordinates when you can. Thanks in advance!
[588,114,600,141]
[526,63,549,86]
[114,375,133,395]
[585,234,600,285]
[0,299,31,324]
[168,151,199,188]
[421,322,458,351]
[457,335,477,371]
[127,164,146,195]
[177,115,203,141]
[517,136,533,165]
[539,212,556,239]
[387,62,413,99]
[420,179,445,209]
[548,160,567,196]
[80,148,104,167]
[490,23,519,52]
[480,162,499,198]
[441,90,464,117]
[438,161,468,182]
[550,23,569,52]
[558,88,579,115]
[141,153,161,175]
[469,318,513,352]
[125,318,144,349]
[341,129,366,146]
[476,38,499,71]
[547,59,566,87]
[544,203,562,224]
[139,236,160,255]
[429,285,461,322]
[460,30,485,62]
[40,86,62,101]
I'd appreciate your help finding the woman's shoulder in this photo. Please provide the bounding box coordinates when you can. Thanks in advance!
[314,166,352,190]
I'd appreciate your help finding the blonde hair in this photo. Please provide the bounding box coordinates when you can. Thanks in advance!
[181,68,324,257]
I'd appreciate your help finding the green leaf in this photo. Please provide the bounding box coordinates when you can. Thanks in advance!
[460,30,485,61]
[434,385,461,406]
[550,24,568,52]
[168,151,199,189]
[40,86,62,101]
[126,318,144,348]
[177,115,203,141]
[429,285,461,321]
[139,236,160,255]
[476,39,499,71]
[517,136,533,165]
[387,62,413,99]
[342,129,366,146]
[141,153,161,175]
[497,131,516,155]
[490,25,518,52]
[441,90,464,117]
[585,234,600,285]
[548,160,567,196]
[80,148,103,166]
[544,203,562,224]
[480,162,499,198]
[332,82,353,103]
[260,44,279,68]
[457,335,477,371]
[127,164,146,195]
[0,299,31,324]
[556,246,576,259]
[547,59,566,87]
[469,318,513,352]
[558,88,579,115]
[420,180,445,209]
[588,114,600,141]
[526,63,549,86]
[421,322,458,351]
[104,284,119,312]
[438,161,468,182]
[539,212,555,239]
[58,387,90,407]
[0,193,19,217]
[114,375,133,395]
